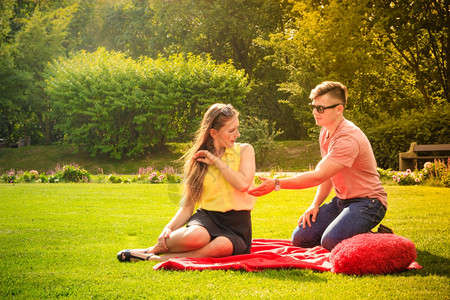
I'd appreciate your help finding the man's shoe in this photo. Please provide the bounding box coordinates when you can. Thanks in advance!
[377,224,394,234]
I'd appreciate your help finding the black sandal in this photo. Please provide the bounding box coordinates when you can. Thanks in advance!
[117,249,156,262]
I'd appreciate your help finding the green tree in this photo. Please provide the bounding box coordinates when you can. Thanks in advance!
[146,0,299,138]
[262,0,386,132]
[371,0,449,106]
[263,0,447,128]
[80,0,151,57]
[0,0,34,145]
[0,3,77,145]
[14,6,77,144]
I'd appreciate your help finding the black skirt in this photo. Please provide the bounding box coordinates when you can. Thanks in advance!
[187,208,252,255]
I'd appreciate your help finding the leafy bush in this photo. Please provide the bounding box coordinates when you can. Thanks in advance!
[146,172,166,184]
[38,173,48,183]
[45,48,249,159]
[61,164,91,183]
[21,171,31,183]
[421,160,450,187]
[350,103,450,169]
[239,116,283,167]
[20,170,39,183]
[376,167,393,183]
[392,169,421,186]
[1,170,17,183]
[165,173,182,184]
[107,174,123,184]
[48,174,62,183]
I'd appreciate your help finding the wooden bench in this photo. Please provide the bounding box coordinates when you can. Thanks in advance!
[398,142,450,171]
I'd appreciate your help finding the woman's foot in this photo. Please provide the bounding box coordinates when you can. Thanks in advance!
[144,242,168,255]
[116,249,161,262]
[125,243,167,256]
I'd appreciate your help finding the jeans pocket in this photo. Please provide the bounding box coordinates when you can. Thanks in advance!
[371,201,386,225]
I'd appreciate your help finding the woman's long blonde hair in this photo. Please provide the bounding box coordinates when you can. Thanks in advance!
[181,103,238,207]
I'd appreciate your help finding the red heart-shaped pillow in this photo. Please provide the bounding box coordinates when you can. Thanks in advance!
[330,233,417,275]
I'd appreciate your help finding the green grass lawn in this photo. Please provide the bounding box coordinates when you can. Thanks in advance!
[1,183,449,299]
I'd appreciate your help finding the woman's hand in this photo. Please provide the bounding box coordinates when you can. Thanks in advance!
[156,228,172,252]
[193,150,218,165]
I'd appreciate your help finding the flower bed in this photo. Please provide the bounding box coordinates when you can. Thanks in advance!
[377,159,449,187]
[2,160,448,187]
[1,164,183,184]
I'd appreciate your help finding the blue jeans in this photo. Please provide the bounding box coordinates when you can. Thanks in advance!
[291,197,386,251]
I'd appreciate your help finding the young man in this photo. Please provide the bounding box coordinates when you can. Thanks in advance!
[248,81,391,250]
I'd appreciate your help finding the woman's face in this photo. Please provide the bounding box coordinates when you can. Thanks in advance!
[211,116,240,149]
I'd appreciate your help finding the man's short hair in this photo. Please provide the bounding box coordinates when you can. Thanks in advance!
[309,81,348,106]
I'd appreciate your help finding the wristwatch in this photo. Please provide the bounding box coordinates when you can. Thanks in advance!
[274,178,281,191]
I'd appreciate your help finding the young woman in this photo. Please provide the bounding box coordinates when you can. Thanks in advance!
[117,103,256,262]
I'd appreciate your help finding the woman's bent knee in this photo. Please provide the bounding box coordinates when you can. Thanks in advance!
[182,226,210,249]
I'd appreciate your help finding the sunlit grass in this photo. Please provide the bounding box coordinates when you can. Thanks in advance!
[1,184,449,299]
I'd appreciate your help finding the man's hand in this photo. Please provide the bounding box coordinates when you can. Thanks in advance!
[247,176,275,197]
[299,205,319,228]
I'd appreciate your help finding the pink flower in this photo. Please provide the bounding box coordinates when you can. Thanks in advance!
[392,175,397,181]
[415,178,420,182]
[406,169,411,174]
[9,172,13,176]
[424,162,432,169]
[30,170,39,178]
[403,173,407,178]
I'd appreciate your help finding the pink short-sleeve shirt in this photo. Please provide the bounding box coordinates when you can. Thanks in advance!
[320,119,387,207]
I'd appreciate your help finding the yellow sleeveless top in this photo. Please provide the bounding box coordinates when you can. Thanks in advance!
[199,143,256,212]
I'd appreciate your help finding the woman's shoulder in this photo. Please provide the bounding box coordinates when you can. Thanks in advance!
[235,143,254,157]
[236,142,254,150]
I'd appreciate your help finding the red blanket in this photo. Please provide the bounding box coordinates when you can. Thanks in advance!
[153,239,421,272]
[154,239,331,272]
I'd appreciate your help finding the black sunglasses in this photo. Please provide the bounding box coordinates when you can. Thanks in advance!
[308,103,343,114]
[220,104,234,116]
[212,104,234,127]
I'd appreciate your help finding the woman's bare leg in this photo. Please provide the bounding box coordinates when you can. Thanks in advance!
[130,225,211,257]
[130,236,233,262]
[157,236,233,261]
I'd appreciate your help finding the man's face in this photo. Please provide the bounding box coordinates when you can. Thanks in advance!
[311,93,342,127]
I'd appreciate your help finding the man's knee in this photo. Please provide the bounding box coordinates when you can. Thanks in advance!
[320,232,343,251]
[291,226,321,248]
